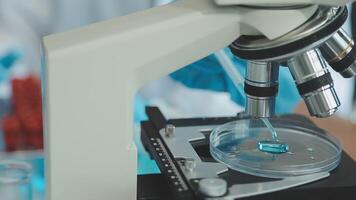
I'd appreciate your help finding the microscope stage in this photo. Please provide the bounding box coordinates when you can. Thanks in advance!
[138,107,356,200]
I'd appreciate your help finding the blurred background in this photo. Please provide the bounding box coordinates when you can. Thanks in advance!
[0,1,354,200]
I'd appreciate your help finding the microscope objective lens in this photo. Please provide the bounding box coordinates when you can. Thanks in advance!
[259,119,289,154]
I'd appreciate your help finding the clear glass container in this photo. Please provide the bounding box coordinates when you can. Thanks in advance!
[0,160,33,200]
[210,118,342,178]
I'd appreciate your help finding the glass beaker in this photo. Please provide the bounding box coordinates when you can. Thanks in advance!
[0,160,32,200]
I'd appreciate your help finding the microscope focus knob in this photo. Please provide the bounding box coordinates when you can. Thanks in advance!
[198,178,228,197]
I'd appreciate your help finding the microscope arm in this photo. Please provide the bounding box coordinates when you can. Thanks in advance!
[42,1,317,200]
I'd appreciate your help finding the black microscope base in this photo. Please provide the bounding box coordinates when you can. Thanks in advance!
[137,107,356,200]
[137,154,356,200]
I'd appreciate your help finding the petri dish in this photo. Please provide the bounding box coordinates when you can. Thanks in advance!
[210,118,342,178]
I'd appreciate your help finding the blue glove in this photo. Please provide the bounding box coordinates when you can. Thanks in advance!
[0,50,21,83]
[170,48,246,106]
[0,50,21,69]
[170,48,301,114]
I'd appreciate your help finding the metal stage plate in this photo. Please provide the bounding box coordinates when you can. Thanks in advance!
[139,107,356,200]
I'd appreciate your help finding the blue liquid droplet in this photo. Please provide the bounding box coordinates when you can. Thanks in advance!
[258,140,289,154]
[259,119,289,154]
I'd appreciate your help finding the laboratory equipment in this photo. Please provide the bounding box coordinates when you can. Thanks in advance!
[1,75,43,152]
[0,160,32,200]
[0,151,45,200]
[230,6,355,118]
[139,107,356,200]
[210,118,341,178]
[42,0,356,200]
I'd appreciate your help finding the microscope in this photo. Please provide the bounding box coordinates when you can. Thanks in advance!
[42,0,356,200]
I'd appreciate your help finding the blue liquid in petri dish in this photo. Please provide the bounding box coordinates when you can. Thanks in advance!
[259,119,289,154]
[258,140,289,154]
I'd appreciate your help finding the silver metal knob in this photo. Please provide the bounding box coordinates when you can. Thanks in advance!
[198,178,227,197]
[165,124,175,138]
[184,158,196,172]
